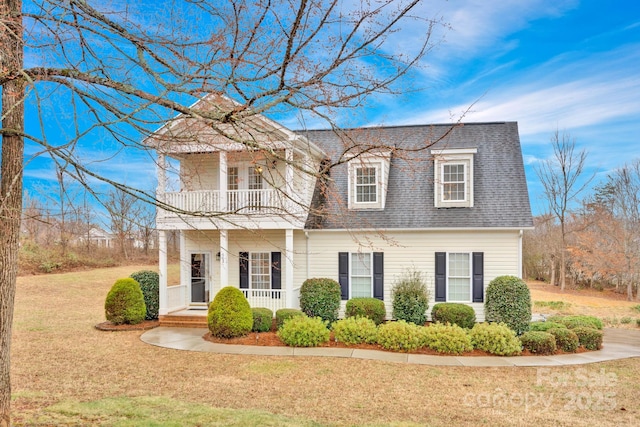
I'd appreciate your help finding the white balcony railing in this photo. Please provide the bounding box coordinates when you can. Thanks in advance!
[161,189,285,216]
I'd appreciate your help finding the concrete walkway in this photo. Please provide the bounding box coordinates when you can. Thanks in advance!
[140,327,640,367]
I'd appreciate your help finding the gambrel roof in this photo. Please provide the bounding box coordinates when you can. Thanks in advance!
[298,122,533,230]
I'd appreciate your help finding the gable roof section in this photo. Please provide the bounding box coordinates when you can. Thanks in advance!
[298,122,534,230]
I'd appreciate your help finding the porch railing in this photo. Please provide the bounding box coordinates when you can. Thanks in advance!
[241,289,287,312]
[161,189,284,216]
[167,284,187,312]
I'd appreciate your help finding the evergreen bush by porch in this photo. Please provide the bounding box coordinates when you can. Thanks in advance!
[104,278,146,325]
[422,323,473,355]
[277,316,330,347]
[529,321,566,332]
[391,269,430,325]
[129,270,159,320]
[469,323,522,356]
[548,315,604,330]
[275,308,306,330]
[207,286,253,338]
[485,275,531,335]
[431,303,476,329]
[332,316,378,345]
[345,297,386,325]
[376,320,426,352]
[572,326,604,350]
[548,327,579,353]
[251,307,274,332]
[299,278,341,324]
[519,331,556,355]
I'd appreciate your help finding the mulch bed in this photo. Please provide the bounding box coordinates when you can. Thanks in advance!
[95,320,160,331]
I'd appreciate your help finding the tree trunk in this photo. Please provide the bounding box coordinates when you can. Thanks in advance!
[0,1,24,424]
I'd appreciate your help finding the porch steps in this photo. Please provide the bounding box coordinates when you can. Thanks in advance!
[159,314,208,328]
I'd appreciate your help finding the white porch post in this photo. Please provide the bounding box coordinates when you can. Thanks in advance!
[285,148,294,213]
[285,229,294,308]
[158,230,168,315]
[219,229,229,290]
[179,230,188,306]
[219,151,227,212]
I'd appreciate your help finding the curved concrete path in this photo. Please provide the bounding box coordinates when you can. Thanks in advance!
[140,327,640,367]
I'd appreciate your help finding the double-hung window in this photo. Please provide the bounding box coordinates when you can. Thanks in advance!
[431,148,476,208]
[350,253,373,298]
[346,151,391,210]
[250,252,270,289]
[447,252,471,302]
[442,164,466,202]
[435,251,484,303]
[355,167,377,203]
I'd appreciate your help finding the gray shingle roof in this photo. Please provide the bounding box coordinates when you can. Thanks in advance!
[296,122,534,229]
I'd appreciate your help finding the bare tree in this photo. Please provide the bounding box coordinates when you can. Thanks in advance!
[1,1,443,421]
[104,188,144,260]
[535,130,593,291]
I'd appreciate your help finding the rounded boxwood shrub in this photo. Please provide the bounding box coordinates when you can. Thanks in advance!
[391,269,430,325]
[431,303,476,329]
[105,278,146,325]
[549,315,604,330]
[276,308,306,330]
[207,286,253,338]
[572,326,604,350]
[345,297,386,325]
[529,321,567,332]
[377,320,426,352]
[548,327,579,353]
[485,275,531,335]
[299,278,341,324]
[469,323,522,356]
[129,270,160,320]
[251,307,273,332]
[277,316,330,347]
[519,331,557,355]
[332,316,378,345]
[423,323,474,355]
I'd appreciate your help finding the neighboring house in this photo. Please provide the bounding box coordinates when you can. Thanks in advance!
[148,95,533,322]
[83,227,114,248]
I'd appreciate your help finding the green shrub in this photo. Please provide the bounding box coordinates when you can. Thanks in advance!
[207,286,253,338]
[104,278,146,325]
[529,321,567,332]
[485,275,531,335]
[332,317,378,345]
[423,323,473,355]
[621,317,633,324]
[549,315,604,330]
[276,308,306,330]
[129,270,160,320]
[534,300,571,310]
[377,320,426,352]
[632,304,640,313]
[277,316,330,347]
[548,328,579,353]
[572,326,604,350]
[251,307,273,332]
[346,297,386,325]
[391,269,430,325]
[519,331,557,355]
[299,278,341,324]
[431,303,476,329]
[469,323,522,356]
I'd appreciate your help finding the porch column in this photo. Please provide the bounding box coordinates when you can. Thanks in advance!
[285,148,294,214]
[158,230,168,315]
[179,230,187,298]
[285,229,295,308]
[157,152,166,221]
[219,229,229,290]
[219,150,227,212]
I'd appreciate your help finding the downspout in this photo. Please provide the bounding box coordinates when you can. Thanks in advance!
[305,231,310,279]
[519,230,523,279]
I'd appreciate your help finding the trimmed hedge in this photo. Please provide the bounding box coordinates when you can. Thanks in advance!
[377,320,426,352]
[391,269,430,325]
[207,286,253,338]
[485,276,531,335]
[299,278,341,324]
[346,297,386,325]
[548,327,579,353]
[129,270,160,320]
[519,331,557,355]
[277,316,330,347]
[431,303,476,329]
[332,317,378,345]
[251,307,273,333]
[105,278,146,325]
[572,326,604,350]
[423,323,473,355]
[469,323,522,356]
[276,308,306,330]
[548,315,604,330]
[529,321,567,332]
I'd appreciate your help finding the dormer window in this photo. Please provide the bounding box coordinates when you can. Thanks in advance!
[432,148,477,208]
[347,151,391,210]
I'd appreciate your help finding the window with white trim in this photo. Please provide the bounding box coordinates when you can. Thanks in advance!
[250,252,270,289]
[356,167,378,203]
[432,148,476,208]
[350,252,372,298]
[347,151,391,210]
[447,252,471,302]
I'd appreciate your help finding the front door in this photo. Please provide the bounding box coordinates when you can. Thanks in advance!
[190,253,210,306]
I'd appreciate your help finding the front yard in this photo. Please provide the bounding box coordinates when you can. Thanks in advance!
[11,266,640,426]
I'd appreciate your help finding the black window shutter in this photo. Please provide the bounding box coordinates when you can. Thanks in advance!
[271,252,282,290]
[373,252,384,300]
[435,252,446,302]
[472,252,484,303]
[239,252,249,289]
[338,252,349,300]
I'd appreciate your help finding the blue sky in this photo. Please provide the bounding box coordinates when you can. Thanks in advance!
[22,0,640,217]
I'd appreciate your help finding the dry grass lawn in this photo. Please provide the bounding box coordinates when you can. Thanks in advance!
[10,267,640,426]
